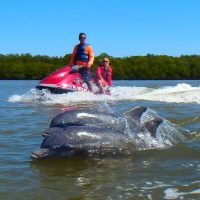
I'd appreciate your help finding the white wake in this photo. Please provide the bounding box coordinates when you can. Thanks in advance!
[8,83,200,105]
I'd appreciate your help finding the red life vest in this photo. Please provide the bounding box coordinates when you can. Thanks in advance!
[97,65,112,86]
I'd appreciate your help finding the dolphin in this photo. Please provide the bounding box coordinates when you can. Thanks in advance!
[31,106,173,160]
[43,106,153,138]
[49,108,126,132]
[31,126,131,159]
[143,117,163,137]
[123,106,163,137]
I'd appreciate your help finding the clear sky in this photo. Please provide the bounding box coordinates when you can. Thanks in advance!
[0,0,200,57]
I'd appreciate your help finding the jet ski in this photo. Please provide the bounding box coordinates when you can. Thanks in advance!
[36,65,111,95]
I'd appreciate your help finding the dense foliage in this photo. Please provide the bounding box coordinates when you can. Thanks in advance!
[0,53,200,80]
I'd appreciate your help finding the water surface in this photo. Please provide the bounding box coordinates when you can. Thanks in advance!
[1,80,200,200]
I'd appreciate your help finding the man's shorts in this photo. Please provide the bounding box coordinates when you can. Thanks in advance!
[78,67,92,82]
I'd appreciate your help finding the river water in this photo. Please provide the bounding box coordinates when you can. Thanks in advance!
[1,80,200,200]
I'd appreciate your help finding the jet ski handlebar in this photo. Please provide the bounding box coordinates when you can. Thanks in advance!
[69,65,84,74]
[71,65,84,71]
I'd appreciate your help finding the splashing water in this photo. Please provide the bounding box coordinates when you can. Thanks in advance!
[123,107,189,150]
[8,83,200,105]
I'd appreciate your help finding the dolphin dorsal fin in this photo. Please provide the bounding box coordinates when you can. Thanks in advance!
[124,106,147,120]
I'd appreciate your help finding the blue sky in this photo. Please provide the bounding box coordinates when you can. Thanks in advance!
[0,0,200,57]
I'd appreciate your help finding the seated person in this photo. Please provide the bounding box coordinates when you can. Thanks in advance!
[96,57,112,94]
[69,32,94,92]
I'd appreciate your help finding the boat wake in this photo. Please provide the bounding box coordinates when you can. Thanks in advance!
[8,83,200,105]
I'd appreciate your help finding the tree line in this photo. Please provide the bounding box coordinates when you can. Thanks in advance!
[0,53,200,80]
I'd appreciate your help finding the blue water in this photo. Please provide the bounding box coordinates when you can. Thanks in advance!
[1,80,200,200]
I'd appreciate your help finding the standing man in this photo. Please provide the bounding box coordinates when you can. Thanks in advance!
[69,33,94,92]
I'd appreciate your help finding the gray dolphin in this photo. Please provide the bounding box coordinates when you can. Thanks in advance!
[49,109,126,132]
[49,106,149,132]
[123,106,163,137]
[143,118,163,137]
[32,106,169,160]
[32,126,131,159]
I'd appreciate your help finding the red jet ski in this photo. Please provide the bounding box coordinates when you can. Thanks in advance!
[36,65,111,94]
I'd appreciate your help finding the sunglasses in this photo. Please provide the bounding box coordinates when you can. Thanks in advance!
[103,61,108,63]
[79,36,86,39]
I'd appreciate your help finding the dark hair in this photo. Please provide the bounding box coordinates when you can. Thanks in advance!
[79,32,86,39]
